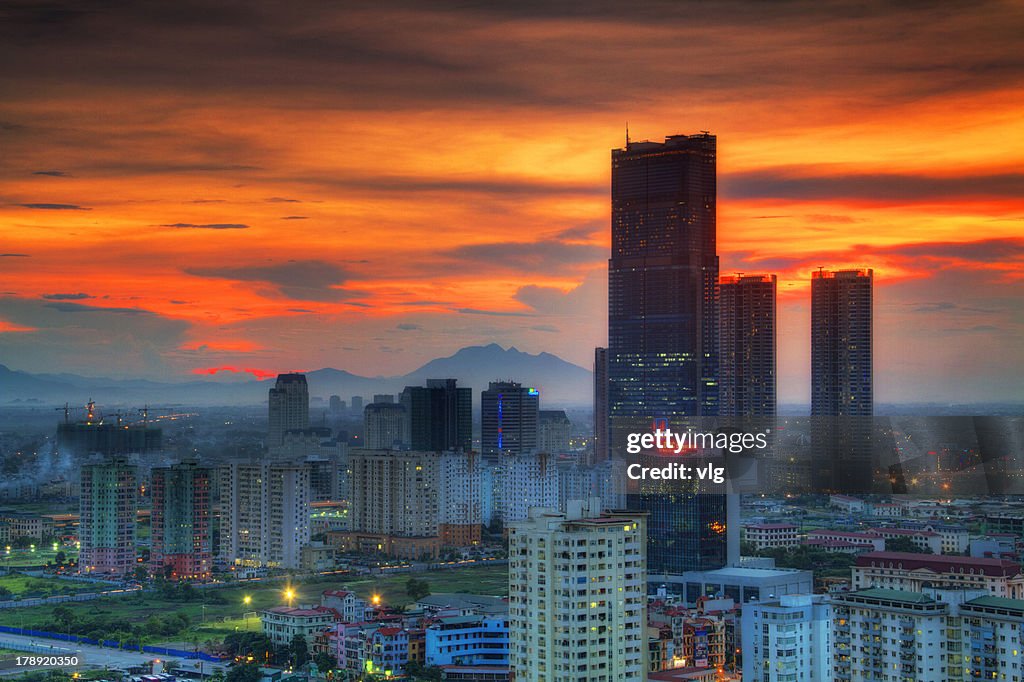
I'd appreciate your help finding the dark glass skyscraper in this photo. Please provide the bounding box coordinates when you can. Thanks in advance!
[811,269,873,417]
[811,268,873,491]
[719,274,777,417]
[609,132,719,419]
[592,346,608,465]
[400,378,472,452]
[609,132,734,574]
[481,381,539,458]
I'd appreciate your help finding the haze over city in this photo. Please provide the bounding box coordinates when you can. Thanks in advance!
[2,0,1023,404]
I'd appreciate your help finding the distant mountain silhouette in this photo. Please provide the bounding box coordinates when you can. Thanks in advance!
[0,344,593,408]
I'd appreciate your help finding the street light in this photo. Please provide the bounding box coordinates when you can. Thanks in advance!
[243,595,252,630]
[284,587,295,607]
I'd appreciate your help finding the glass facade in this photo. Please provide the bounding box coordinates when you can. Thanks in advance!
[608,133,729,574]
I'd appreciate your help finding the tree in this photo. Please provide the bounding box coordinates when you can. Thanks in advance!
[403,662,443,681]
[226,663,261,682]
[289,634,310,667]
[886,537,930,554]
[313,651,336,673]
[52,606,75,630]
[223,632,274,661]
[405,577,431,601]
[134,565,148,581]
[55,551,67,565]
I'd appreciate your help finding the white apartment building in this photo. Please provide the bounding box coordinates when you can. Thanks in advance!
[742,594,831,682]
[498,453,560,524]
[832,588,1024,682]
[219,460,311,569]
[438,450,483,546]
[509,499,647,682]
[743,523,800,550]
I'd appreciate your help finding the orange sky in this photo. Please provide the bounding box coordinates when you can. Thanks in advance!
[1,1,1023,404]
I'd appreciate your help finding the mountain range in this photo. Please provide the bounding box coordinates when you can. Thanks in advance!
[0,343,593,408]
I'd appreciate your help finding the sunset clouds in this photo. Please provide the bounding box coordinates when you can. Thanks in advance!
[1,0,1022,403]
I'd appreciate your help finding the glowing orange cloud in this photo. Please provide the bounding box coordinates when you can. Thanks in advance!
[0,320,37,333]
[192,366,292,380]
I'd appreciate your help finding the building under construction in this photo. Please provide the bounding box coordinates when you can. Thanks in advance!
[55,401,162,456]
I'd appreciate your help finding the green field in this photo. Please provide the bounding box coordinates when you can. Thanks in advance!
[0,574,96,599]
[2,549,78,569]
[0,562,509,646]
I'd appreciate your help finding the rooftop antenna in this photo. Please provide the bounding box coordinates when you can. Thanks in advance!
[625,122,630,149]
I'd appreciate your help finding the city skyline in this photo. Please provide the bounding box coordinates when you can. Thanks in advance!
[1,1,1023,405]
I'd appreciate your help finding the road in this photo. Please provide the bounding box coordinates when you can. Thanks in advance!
[0,633,227,674]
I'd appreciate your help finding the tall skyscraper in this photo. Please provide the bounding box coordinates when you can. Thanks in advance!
[400,379,472,452]
[719,274,777,417]
[811,268,873,416]
[508,499,647,680]
[811,269,873,491]
[481,381,539,458]
[79,456,137,575]
[608,132,719,423]
[268,373,310,448]
[609,132,732,574]
[592,346,608,465]
[150,459,211,580]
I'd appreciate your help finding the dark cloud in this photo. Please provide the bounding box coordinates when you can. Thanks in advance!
[553,223,604,242]
[453,307,533,317]
[514,271,606,315]
[32,170,69,177]
[396,322,422,330]
[266,197,301,203]
[281,215,308,220]
[159,222,249,229]
[288,308,314,313]
[911,302,999,315]
[0,296,190,378]
[18,203,90,210]
[531,324,559,333]
[41,292,93,300]
[313,175,602,198]
[724,170,1024,202]
[446,240,605,272]
[1,0,1020,118]
[169,299,188,304]
[806,214,857,224]
[0,253,30,257]
[728,237,1024,277]
[185,260,353,301]
[879,237,1024,262]
[939,325,1001,334]
[45,302,150,314]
